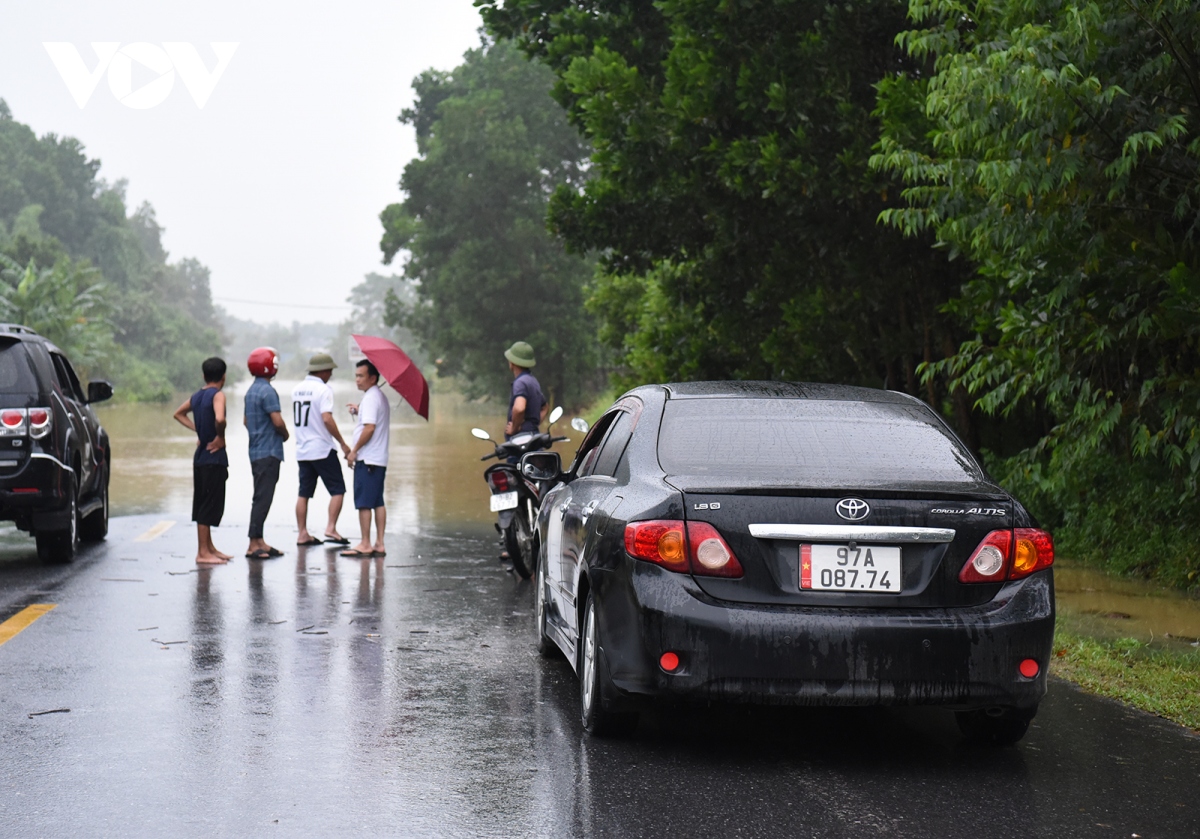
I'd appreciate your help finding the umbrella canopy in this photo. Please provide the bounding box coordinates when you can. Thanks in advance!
[351,334,429,420]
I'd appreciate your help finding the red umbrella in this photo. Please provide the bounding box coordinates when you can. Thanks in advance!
[351,334,429,420]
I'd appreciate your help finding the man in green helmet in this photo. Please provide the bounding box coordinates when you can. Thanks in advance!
[504,341,547,439]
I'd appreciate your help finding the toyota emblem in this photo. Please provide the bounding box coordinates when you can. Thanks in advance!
[836,498,870,521]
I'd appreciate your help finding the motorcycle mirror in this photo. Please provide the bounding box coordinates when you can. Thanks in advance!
[548,406,564,425]
[571,417,590,433]
[470,428,491,441]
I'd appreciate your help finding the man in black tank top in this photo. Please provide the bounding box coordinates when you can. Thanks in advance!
[173,357,233,564]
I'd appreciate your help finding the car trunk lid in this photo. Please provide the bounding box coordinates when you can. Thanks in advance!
[675,486,1012,608]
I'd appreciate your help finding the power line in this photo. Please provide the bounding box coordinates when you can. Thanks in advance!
[214,297,353,310]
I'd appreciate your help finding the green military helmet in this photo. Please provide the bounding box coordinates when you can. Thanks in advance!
[504,341,536,369]
[307,352,338,372]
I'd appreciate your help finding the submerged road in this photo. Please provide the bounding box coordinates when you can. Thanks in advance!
[0,514,1198,838]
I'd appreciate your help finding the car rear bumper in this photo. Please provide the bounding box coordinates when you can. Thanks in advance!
[597,563,1054,711]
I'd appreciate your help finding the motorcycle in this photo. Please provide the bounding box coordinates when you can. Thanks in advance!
[471,405,569,578]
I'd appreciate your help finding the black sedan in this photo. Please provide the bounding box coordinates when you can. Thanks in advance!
[526,382,1054,743]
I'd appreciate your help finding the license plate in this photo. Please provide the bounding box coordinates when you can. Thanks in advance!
[801,544,901,592]
[490,491,518,512]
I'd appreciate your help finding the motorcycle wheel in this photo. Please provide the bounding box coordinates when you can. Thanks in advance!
[506,500,536,579]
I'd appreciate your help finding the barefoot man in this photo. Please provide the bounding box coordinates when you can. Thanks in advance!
[173,357,233,565]
[341,359,389,558]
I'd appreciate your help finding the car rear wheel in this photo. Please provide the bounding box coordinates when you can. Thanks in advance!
[955,706,1036,745]
[80,466,109,542]
[579,590,637,737]
[534,544,556,658]
[36,475,78,563]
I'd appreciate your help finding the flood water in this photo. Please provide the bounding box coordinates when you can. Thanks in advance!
[37,382,1200,647]
[100,380,502,530]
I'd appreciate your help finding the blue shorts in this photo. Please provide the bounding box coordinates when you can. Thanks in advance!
[353,462,386,510]
[298,450,346,498]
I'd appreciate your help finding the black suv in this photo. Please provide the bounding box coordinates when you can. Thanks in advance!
[0,324,112,561]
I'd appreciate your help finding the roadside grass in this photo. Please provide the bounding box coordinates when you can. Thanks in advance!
[1052,615,1200,732]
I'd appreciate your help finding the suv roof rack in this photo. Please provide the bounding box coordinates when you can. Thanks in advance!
[0,324,39,336]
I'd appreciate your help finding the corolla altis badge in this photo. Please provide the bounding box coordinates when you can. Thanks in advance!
[836,498,870,521]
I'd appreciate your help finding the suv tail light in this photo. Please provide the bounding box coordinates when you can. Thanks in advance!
[0,409,25,434]
[959,528,1054,583]
[28,407,51,439]
[624,520,744,578]
[487,470,511,493]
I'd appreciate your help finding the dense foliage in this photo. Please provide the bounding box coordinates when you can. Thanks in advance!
[479,0,982,440]
[877,0,1200,484]
[873,0,1200,586]
[0,100,223,399]
[379,39,600,405]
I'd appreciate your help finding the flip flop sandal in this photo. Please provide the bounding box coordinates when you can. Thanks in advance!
[297,537,324,547]
[339,548,374,558]
[245,549,272,559]
[323,536,350,545]
[266,547,284,557]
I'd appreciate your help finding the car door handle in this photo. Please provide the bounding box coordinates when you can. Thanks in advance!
[581,500,599,524]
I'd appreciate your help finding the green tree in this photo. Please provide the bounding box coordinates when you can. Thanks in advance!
[480,0,979,439]
[0,101,223,399]
[874,0,1200,490]
[0,255,117,377]
[379,38,600,405]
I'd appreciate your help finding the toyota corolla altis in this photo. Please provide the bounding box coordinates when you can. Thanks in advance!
[527,382,1054,744]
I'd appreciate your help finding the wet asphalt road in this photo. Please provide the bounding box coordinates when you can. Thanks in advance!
[1,515,1198,838]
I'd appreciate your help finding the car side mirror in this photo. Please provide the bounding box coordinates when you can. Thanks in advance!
[520,451,562,483]
[87,380,114,404]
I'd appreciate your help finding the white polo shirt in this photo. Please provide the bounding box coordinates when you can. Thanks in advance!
[353,385,390,466]
[291,375,336,461]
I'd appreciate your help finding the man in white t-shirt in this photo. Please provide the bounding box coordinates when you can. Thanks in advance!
[291,353,352,546]
[341,358,390,558]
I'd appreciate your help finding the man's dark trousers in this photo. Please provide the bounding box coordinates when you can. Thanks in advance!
[249,457,281,539]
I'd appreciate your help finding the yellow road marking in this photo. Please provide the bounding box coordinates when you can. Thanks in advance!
[134,520,176,542]
[0,604,56,648]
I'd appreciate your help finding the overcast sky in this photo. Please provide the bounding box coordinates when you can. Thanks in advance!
[1,0,483,324]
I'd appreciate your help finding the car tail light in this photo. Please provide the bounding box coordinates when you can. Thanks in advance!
[488,470,511,493]
[625,520,688,572]
[959,528,1054,583]
[624,520,744,578]
[1011,528,1054,579]
[28,407,50,439]
[686,521,744,578]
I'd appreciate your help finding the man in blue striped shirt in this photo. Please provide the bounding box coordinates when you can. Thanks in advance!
[244,347,289,559]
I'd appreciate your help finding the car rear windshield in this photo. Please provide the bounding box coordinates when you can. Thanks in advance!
[0,341,40,393]
[657,398,984,487]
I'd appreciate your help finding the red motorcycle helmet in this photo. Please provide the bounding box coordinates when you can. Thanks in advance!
[247,347,280,378]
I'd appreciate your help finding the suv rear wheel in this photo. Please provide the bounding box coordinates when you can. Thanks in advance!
[80,465,109,542]
[36,474,78,563]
